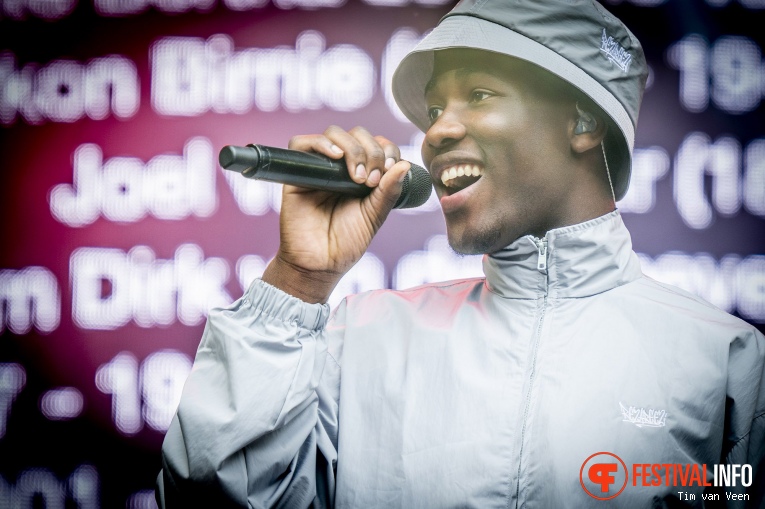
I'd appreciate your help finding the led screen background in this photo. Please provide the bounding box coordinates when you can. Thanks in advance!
[0,0,764,507]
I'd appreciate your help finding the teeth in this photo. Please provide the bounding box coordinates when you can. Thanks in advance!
[440,164,483,187]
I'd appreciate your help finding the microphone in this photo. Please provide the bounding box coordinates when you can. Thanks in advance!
[219,144,432,209]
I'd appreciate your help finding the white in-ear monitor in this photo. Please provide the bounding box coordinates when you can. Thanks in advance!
[575,102,598,134]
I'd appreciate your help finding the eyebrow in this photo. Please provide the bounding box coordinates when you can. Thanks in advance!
[423,66,504,97]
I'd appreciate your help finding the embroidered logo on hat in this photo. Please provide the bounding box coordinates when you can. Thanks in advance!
[600,29,633,73]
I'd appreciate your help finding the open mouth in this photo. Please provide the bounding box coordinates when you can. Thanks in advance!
[440,164,483,193]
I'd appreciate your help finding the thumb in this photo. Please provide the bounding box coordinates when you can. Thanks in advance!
[368,160,411,211]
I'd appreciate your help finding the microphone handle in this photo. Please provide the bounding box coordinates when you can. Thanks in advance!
[221,144,374,197]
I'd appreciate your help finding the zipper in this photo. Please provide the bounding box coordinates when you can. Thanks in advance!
[514,238,549,508]
[535,238,547,272]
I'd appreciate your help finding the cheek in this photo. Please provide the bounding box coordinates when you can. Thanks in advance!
[473,108,542,161]
[528,106,572,150]
[478,108,522,134]
[420,139,433,168]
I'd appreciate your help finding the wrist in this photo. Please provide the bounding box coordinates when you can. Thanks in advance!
[261,256,340,304]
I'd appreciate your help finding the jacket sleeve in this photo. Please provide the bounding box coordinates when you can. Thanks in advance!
[723,327,765,509]
[156,278,341,509]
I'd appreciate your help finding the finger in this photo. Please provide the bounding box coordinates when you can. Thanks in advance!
[288,134,345,160]
[361,160,410,226]
[373,135,402,172]
[348,126,387,187]
[322,125,374,184]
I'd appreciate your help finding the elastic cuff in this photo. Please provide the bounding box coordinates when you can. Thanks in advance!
[242,278,330,330]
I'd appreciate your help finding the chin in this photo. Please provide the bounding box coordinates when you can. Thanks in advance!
[446,226,504,256]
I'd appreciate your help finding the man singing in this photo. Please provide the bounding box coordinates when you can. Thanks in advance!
[157,0,765,507]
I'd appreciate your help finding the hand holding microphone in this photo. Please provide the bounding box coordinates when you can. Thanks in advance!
[231,126,430,304]
[219,144,432,210]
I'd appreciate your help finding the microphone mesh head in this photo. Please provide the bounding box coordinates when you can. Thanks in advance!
[394,164,432,209]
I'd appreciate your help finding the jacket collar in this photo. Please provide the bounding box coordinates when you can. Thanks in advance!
[483,211,642,299]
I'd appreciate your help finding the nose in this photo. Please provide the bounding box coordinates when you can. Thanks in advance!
[424,108,467,151]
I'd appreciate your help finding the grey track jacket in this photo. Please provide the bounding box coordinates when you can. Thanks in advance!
[158,211,765,508]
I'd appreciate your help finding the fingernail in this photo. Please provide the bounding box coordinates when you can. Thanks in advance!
[398,168,408,183]
[385,157,395,170]
[330,144,343,155]
[355,163,367,180]
[368,169,381,186]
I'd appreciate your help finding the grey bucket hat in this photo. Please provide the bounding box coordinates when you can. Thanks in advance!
[392,0,648,201]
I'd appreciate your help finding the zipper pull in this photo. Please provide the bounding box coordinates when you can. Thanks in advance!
[536,239,548,272]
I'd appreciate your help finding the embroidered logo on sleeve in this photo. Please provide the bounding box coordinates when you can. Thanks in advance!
[619,402,666,428]
[600,29,632,73]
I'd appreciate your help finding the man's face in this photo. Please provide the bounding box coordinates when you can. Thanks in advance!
[421,49,576,255]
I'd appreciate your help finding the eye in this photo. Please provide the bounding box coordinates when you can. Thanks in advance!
[427,106,443,123]
[469,90,492,103]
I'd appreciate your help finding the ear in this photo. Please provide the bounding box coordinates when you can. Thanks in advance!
[570,105,608,154]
